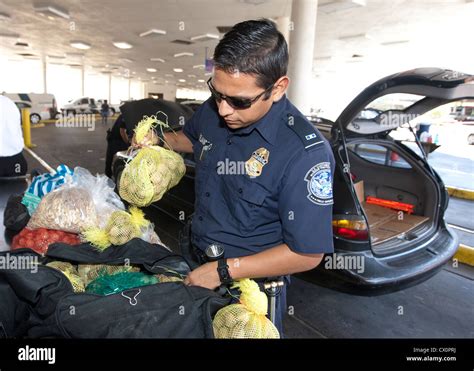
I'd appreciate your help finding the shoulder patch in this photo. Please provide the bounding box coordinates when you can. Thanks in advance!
[304,162,333,206]
[286,114,324,150]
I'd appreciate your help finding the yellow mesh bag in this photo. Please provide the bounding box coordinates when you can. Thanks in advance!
[82,207,150,250]
[46,261,85,293]
[77,264,140,286]
[119,115,186,207]
[213,279,280,339]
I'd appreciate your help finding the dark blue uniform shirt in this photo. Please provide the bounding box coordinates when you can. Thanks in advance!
[183,96,335,259]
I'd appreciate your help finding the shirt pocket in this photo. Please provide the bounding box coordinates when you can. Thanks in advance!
[222,176,270,233]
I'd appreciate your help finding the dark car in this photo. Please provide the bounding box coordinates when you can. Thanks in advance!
[113,68,474,294]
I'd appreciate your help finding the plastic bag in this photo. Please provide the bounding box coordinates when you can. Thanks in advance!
[70,167,125,224]
[27,167,125,233]
[119,115,186,207]
[27,164,73,198]
[27,187,98,233]
[213,279,280,339]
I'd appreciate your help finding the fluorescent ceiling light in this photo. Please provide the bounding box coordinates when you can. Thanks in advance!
[239,0,268,4]
[34,4,70,20]
[139,28,166,37]
[147,68,157,72]
[381,40,410,46]
[338,33,372,41]
[174,52,194,58]
[198,79,205,83]
[319,0,366,14]
[193,64,205,69]
[190,33,219,42]
[48,54,66,59]
[314,56,332,61]
[188,74,196,78]
[70,41,91,50]
[0,32,20,39]
[173,68,183,73]
[113,41,133,49]
[165,73,174,77]
[150,58,165,63]
[120,58,133,63]
[0,12,11,21]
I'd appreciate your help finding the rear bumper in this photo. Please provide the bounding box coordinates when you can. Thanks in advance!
[299,224,458,294]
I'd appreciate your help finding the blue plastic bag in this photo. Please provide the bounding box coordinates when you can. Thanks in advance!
[27,164,73,198]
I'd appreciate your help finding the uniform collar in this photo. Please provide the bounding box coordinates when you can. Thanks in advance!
[232,96,288,146]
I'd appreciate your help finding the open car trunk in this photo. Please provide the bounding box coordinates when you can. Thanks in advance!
[345,139,439,256]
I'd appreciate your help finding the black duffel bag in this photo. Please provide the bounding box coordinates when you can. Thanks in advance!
[0,239,230,338]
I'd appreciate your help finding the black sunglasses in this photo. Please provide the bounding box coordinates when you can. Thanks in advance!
[207,77,274,110]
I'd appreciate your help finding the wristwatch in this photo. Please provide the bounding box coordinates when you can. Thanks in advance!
[217,258,233,285]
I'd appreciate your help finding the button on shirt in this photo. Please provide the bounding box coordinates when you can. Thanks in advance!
[183,96,335,258]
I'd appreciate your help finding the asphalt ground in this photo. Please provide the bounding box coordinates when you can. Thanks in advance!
[0,118,473,338]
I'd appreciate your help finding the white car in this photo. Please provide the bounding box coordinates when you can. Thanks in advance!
[3,93,58,124]
[62,97,98,115]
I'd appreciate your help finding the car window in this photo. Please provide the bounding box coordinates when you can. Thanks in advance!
[81,98,88,104]
[347,143,412,169]
[367,93,425,111]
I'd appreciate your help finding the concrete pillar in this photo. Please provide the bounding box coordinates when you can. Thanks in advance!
[42,58,47,93]
[81,64,85,96]
[275,16,291,48]
[287,0,318,115]
[108,74,112,103]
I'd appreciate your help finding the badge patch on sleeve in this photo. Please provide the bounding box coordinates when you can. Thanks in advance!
[304,162,333,205]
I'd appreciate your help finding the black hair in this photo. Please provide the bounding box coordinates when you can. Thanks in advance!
[213,18,288,95]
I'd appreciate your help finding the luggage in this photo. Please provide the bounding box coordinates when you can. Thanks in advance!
[0,239,230,338]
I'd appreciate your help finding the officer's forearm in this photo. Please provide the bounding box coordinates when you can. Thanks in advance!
[163,131,194,153]
[227,244,324,280]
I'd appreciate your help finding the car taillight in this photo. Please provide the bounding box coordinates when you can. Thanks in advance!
[332,216,369,241]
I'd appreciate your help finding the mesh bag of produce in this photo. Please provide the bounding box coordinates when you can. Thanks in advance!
[77,264,140,286]
[11,227,81,255]
[119,115,185,207]
[85,271,159,296]
[27,187,98,233]
[46,261,85,292]
[81,206,155,250]
[213,279,280,339]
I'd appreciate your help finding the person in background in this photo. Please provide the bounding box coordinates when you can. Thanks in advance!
[104,114,129,178]
[101,99,110,126]
[0,95,28,177]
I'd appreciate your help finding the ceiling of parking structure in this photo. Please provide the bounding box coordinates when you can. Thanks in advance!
[0,0,473,94]
[0,0,292,90]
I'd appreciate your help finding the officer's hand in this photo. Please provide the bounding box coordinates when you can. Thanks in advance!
[183,262,220,290]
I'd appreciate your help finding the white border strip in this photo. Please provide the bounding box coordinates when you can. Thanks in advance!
[23,147,55,174]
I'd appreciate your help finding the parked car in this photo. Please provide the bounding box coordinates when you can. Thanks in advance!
[62,97,98,115]
[3,92,58,124]
[113,68,474,294]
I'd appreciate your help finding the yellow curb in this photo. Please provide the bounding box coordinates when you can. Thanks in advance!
[453,244,474,267]
[31,123,45,128]
[446,186,474,201]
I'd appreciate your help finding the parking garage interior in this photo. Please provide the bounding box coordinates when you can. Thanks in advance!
[0,0,473,363]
